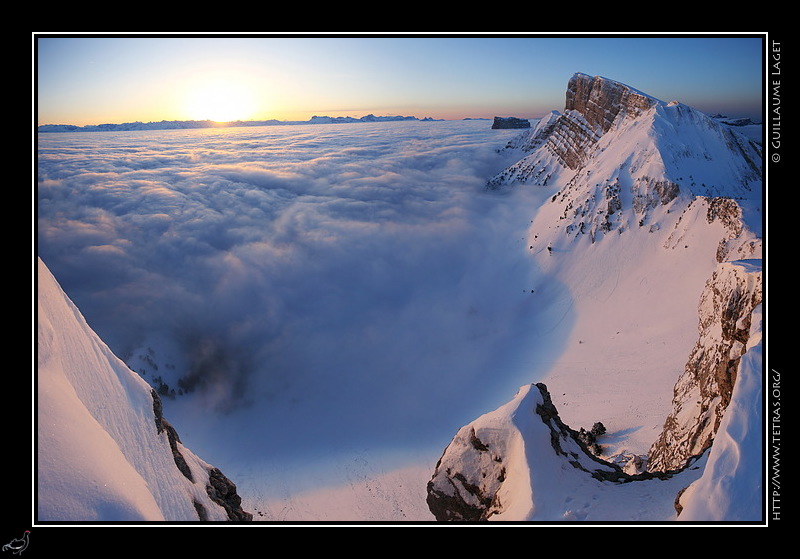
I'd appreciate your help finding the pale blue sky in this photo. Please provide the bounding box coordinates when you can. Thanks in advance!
[35,34,765,126]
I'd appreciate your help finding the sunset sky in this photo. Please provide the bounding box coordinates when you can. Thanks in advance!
[35,33,765,127]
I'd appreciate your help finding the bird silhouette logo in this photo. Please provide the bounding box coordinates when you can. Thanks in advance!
[2,531,29,555]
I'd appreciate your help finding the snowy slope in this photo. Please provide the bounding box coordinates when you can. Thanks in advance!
[502,76,762,461]
[427,383,702,521]
[428,305,762,523]
[36,257,247,522]
[426,258,763,522]
[427,74,764,521]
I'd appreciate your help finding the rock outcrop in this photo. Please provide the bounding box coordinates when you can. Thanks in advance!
[152,389,253,521]
[152,389,195,482]
[428,72,763,522]
[492,116,531,129]
[426,383,669,521]
[565,73,658,136]
[647,259,763,473]
[204,467,252,522]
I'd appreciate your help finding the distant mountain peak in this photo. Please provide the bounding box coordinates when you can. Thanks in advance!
[490,73,761,189]
[487,73,762,246]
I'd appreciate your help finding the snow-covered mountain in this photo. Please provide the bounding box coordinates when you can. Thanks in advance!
[427,73,763,522]
[34,72,764,525]
[36,257,252,522]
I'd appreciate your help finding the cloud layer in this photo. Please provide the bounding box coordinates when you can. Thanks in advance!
[37,121,573,473]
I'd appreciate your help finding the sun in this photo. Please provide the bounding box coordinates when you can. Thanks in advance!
[184,79,258,123]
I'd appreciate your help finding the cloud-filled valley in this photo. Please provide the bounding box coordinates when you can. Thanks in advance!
[37,120,576,495]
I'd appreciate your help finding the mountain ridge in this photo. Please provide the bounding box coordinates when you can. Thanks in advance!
[36,257,252,522]
[427,73,763,521]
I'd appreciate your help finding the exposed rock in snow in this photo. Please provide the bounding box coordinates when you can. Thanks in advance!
[426,383,686,521]
[426,383,623,521]
[675,303,763,521]
[36,257,252,522]
[648,259,763,473]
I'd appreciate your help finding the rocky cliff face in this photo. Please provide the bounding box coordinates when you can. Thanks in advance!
[647,260,762,473]
[553,73,658,170]
[565,72,659,136]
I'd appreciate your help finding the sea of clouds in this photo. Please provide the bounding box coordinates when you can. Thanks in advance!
[37,120,575,492]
